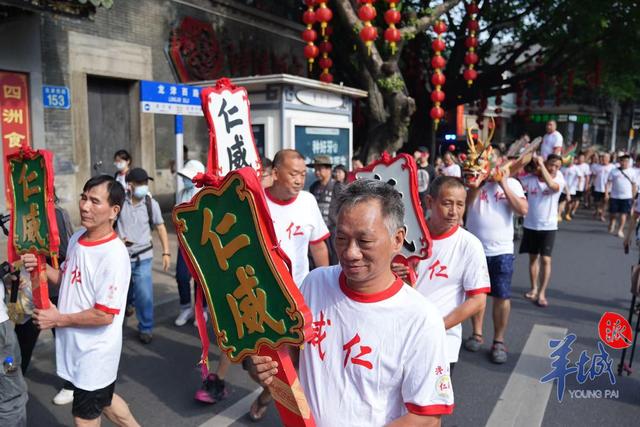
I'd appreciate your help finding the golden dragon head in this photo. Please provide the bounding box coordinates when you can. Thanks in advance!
[462,119,495,185]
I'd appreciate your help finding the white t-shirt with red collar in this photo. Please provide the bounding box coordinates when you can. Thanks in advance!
[562,165,579,195]
[441,164,462,177]
[541,131,563,159]
[466,179,526,256]
[299,265,454,426]
[415,226,490,363]
[56,230,131,391]
[265,189,330,286]
[520,172,566,231]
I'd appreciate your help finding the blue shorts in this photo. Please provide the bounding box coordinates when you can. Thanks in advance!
[609,198,632,214]
[487,254,515,299]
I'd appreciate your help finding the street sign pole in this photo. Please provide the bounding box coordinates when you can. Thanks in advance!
[175,114,184,203]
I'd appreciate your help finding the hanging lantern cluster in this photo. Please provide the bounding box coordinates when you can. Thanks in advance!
[463,1,479,86]
[319,26,334,83]
[358,0,378,55]
[383,0,401,54]
[302,0,319,71]
[430,20,447,128]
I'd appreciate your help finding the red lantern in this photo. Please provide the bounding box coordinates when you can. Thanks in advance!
[358,4,377,21]
[459,153,467,161]
[318,56,333,70]
[433,20,447,34]
[317,17,334,83]
[431,71,446,86]
[447,143,456,152]
[431,38,446,52]
[431,90,445,103]
[319,72,333,83]
[358,2,378,55]
[431,107,445,121]
[463,1,479,87]
[383,1,402,54]
[302,10,316,25]
[302,28,317,43]
[304,44,319,61]
[316,2,333,36]
[431,55,446,69]
[319,40,333,54]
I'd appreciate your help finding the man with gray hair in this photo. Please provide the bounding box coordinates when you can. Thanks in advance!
[251,179,453,426]
[541,120,563,160]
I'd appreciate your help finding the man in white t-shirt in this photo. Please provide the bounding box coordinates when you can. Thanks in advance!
[591,152,614,222]
[519,154,565,308]
[464,153,528,364]
[441,152,462,177]
[606,154,637,238]
[570,152,590,215]
[558,161,579,221]
[265,149,330,285]
[403,176,490,369]
[251,180,453,426]
[540,120,563,160]
[24,175,139,427]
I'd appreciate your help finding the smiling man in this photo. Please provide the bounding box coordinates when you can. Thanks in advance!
[251,179,453,427]
[22,175,139,427]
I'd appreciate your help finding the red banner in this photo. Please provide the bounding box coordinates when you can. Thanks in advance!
[0,71,31,157]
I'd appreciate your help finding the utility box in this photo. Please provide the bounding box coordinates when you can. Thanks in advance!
[194,74,367,185]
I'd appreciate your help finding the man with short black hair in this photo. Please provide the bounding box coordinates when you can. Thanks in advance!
[116,168,170,344]
[541,120,563,160]
[251,179,453,426]
[24,175,139,427]
[519,154,565,308]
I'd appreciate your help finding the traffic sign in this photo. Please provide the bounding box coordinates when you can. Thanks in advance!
[139,80,203,116]
[42,85,70,109]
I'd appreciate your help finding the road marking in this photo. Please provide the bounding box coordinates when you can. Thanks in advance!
[198,387,262,427]
[485,324,567,427]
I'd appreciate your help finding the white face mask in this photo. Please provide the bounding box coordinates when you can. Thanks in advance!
[182,176,195,189]
[133,185,149,199]
[114,161,127,172]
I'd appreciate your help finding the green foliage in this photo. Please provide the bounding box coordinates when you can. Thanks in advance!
[377,75,406,92]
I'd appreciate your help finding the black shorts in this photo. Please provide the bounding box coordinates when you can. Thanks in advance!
[575,191,584,200]
[72,381,115,420]
[559,193,567,203]
[593,191,605,202]
[609,198,632,214]
[519,228,556,257]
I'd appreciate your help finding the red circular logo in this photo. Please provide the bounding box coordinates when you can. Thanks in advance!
[598,312,633,349]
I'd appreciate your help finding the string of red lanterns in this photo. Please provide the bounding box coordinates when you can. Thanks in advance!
[302,0,319,71]
[430,20,447,128]
[383,0,401,54]
[358,0,378,55]
[316,1,333,36]
[319,26,334,83]
[463,1,479,86]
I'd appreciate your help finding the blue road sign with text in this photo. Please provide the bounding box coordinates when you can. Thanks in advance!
[139,80,203,116]
[42,85,70,109]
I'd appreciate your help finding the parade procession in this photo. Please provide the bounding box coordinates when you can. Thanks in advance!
[1,1,640,427]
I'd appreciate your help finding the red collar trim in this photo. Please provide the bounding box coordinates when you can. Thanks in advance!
[431,224,459,240]
[339,272,404,303]
[265,188,298,206]
[79,232,118,247]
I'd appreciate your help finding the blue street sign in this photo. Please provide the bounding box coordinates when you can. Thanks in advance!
[42,85,70,109]
[139,80,203,116]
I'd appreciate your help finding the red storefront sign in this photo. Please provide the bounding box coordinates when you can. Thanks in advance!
[0,71,31,156]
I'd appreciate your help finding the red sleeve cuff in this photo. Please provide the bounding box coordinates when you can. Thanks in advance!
[94,303,120,315]
[465,286,491,297]
[310,232,330,245]
[405,403,455,416]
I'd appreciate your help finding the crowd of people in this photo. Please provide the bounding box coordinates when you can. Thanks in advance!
[1,118,637,426]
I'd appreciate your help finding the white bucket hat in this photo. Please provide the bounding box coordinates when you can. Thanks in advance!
[178,159,205,180]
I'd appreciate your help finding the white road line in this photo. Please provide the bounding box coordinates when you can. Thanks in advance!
[485,324,568,427]
[198,387,262,427]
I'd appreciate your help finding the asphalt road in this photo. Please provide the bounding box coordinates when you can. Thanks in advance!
[23,209,640,426]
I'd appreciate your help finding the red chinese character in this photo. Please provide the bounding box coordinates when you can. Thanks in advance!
[494,191,506,202]
[343,333,373,370]
[308,310,331,361]
[435,365,444,376]
[598,312,633,349]
[70,267,82,285]
[286,222,304,240]
[428,260,449,280]
[479,189,488,202]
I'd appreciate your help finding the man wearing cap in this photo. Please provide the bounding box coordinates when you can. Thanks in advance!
[116,168,171,344]
[309,155,341,265]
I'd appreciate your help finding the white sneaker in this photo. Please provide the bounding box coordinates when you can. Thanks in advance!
[174,307,194,326]
[194,311,208,327]
[52,388,74,405]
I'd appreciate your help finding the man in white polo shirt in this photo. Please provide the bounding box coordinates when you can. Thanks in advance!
[519,154,565,308]
[464,153,528,364]
[24,175,138,427]
[251,179,453,426]
[570,152,590,215]
[441,152,462,177]
[606,154,637,238]
[265,149,330,285]
[541,120,563,160]
[409,176,490,370]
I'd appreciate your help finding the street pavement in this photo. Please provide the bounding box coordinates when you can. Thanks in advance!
[22,210,640,426]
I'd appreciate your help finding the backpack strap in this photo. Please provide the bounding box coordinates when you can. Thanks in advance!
[145,195,155,231]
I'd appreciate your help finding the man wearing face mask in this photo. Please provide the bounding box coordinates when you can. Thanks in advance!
[116,168,170,344]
